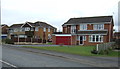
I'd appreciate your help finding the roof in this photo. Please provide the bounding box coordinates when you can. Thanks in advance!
[10,21,56,29]
[114,32,120,36]
[76,30,108,35]
[1,24,9,28]
[63,16,113,26]
[10,24,23,28]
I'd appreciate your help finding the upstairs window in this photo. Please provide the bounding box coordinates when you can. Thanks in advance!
[48,28,50,32]
[35,27,39,31]
[25,27,30,31]
[80,24,87,30]
[54,29,56,32]
[94,24,104,30]
[71,25,76,34]
[44,28,46,32]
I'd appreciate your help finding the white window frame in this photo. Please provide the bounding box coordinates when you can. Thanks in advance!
[25,27,30,31]
[94,24,104,30]
[31,28,34,31]
[35,27,39,31]
[44,28,46,32]
[83,36,86,41]
[89,35,103,42]
[48,28,50,32]
[77,36,79,41]
[80,24,87,30]
[71,25,76,34]
[54,29,56,32]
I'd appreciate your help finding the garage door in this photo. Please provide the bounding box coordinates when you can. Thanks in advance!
[56,36,71,45]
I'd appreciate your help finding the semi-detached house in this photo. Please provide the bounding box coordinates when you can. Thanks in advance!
[8,21,57,44]
[52,16,114,45]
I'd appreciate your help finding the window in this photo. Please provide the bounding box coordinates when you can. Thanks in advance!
[89,35,103,42]
[71,25,76,34]
[80,24,87,30]
[44,28,46,32]
[25,27,30,31]
[77,36,79,40]
[54,29,56,32]
[31,28,34,31]
[35,27,39,31]
[83,36,86,41]
[94,24,104,30]
[14,29,17,32]
[48,28,50,32]
[19,35,27,38]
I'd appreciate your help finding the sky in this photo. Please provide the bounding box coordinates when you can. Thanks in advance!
[1,0,120,32]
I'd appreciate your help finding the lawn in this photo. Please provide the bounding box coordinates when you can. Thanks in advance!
[23,46,120,57]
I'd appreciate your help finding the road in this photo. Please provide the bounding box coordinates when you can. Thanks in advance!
[1,44,119,68]
[2,45,93,67]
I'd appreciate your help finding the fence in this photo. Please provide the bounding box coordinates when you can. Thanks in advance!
[96,42,115,53]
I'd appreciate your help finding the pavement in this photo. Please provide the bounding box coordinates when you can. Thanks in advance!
[2,44,119,67]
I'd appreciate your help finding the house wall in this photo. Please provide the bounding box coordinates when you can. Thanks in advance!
[71,35,76,45]
[35,27,55,42]
[2,25,9,34]
[87,24,93,30]
[52,35,56,44]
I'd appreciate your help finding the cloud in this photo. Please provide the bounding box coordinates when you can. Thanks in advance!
[1,0,120,31]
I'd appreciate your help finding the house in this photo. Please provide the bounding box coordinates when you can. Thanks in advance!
[1,24,9,39]
[8,21,57,44]
[52,16,114,45]
[113,32,120,39]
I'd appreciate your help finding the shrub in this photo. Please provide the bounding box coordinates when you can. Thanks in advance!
[91,50,98,54]
[43,40,46,43]
[4,38,14,44]
[115,39,120,49]
[99,50,109,55]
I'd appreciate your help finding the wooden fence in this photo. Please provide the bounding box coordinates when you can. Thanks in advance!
[96,42,115,53]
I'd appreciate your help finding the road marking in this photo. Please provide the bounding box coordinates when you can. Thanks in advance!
[0,60,17,68]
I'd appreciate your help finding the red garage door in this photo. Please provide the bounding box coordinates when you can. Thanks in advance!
[56,36,71,45]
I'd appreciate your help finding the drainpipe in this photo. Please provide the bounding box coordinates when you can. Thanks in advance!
[18,35,19,44]
[109,23,112,42]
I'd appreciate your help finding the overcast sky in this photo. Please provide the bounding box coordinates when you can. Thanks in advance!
[1,0,120,31]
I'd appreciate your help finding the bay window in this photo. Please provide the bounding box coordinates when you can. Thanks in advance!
[89,35,103,42]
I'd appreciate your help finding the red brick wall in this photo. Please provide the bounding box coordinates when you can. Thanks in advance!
[87,24,93,30]
[63,27,67,34]
[52,35,56,44]
[71,35,76,45]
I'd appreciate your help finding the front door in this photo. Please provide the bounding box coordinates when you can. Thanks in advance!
[79,36,83,45]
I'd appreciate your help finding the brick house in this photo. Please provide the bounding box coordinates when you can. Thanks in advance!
[8,21,57,43]
[1,24,9,39]
[52,16,114,45]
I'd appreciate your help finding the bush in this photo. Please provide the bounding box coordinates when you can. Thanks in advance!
[43,40,46,43]
[99,50,109,55]
[4,38,14,44]
[115,39,120,49]
[91,50,98,54]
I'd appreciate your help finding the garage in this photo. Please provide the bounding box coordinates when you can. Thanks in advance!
[54,34,71,45]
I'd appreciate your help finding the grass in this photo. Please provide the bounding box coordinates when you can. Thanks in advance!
[46,42,53,45]
[23,46,120,57]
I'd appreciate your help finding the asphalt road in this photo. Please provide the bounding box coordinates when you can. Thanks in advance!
[2,45,93,67]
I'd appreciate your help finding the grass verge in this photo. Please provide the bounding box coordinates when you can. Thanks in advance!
[23,46,120,57]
